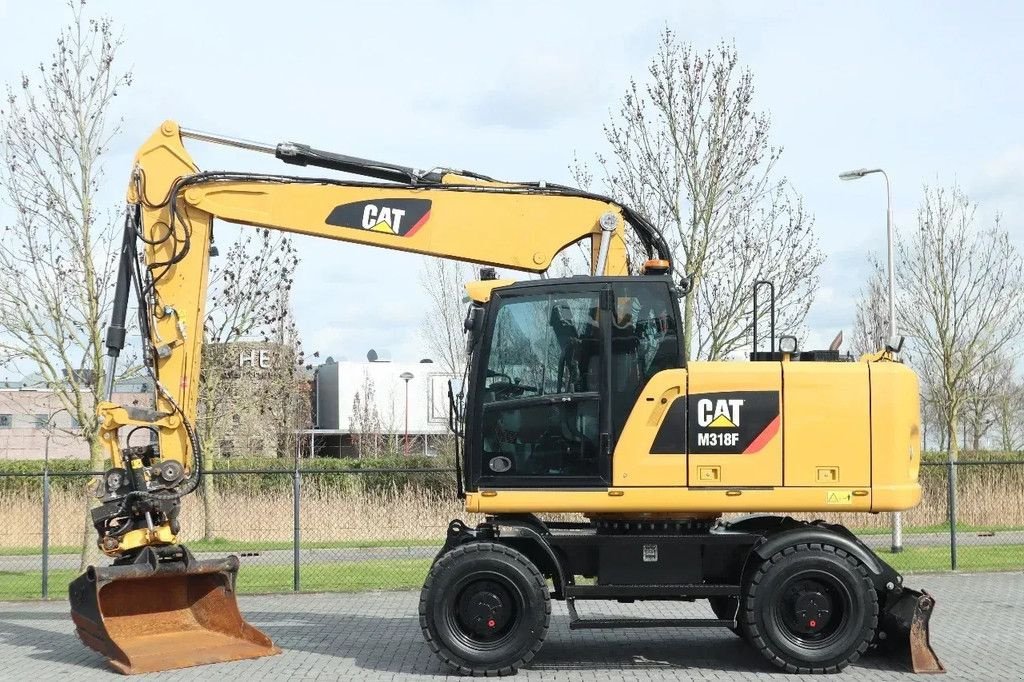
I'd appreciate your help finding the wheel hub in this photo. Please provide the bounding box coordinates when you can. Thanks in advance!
[792,590,833,634]
[457,581,513,639]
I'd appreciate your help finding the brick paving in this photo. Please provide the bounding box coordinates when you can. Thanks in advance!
[0,572,1020,680]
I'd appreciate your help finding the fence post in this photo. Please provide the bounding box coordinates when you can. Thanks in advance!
[947,456,957,570]
[293,464,301,592]
[41,467,50,600]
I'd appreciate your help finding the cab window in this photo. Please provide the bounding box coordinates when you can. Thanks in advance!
[609,282,681,438]
[484,292,600,400]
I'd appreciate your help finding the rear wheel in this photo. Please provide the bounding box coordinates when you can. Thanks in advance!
[740,543,878,674]
[419,542,550,675]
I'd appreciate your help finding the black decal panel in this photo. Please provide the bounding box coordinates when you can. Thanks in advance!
[686,391,779,455]
[326,198,431,236]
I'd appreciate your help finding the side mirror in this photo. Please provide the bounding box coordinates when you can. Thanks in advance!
[464,304,484,353]
[885,335,905,353]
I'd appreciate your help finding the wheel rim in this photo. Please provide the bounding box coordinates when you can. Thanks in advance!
[445,572,525,651]
[769,569,853,650]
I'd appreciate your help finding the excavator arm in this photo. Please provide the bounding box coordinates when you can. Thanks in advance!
[70,120,671,674]
[96,121,669,556]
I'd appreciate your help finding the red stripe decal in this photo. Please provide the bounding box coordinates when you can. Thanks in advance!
[403,210,431,237]
[744,415,780,454]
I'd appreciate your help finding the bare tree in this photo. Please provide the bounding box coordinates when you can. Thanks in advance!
[850,259,889,357]
[896,184,1024,464]
[350,371,383,458]
[204,229,298,344]
[419,257,474,376]
[991,371,1024,453]
[196,229,301,539]
[574,31,822,360]
[960,352,1015,452]
[0,2,130,569]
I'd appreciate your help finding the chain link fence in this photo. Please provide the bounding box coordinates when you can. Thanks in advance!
[1,459,1022,600]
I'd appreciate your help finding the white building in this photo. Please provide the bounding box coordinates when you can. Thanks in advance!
[311,355,458,457]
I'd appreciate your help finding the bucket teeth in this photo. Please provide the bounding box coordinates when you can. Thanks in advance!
[69,546,280,675]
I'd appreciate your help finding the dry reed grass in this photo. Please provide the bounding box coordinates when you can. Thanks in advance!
[1,464,1021,549]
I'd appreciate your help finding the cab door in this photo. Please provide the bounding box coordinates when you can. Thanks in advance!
[686,361,783,487]
[469,283,611,489]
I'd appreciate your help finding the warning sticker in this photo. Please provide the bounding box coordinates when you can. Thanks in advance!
[826,490,853,505]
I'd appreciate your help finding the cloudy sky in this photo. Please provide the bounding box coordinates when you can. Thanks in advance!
[2,1,1022,363]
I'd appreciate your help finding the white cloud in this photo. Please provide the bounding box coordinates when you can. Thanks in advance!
[2,1,1023,366]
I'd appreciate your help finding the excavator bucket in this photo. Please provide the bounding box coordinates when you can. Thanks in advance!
[68,548,280,675]
[879,588,945,674]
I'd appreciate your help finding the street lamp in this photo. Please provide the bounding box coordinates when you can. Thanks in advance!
[839,166,902,553]
[399,372,414,455]
[838,168,896,343]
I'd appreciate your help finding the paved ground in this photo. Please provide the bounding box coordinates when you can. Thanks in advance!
[0,572,1020,680]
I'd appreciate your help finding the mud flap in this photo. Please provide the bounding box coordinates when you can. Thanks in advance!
[879,588,945,674]
[69,546,280,675]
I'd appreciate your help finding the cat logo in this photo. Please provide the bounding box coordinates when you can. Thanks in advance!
[697,398,744,428]
[361,204,406,233]
[325,198,432,237]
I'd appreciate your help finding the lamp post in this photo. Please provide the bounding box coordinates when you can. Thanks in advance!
[839,167,902,554]
[838,168,895,343]
[399,371,414,455]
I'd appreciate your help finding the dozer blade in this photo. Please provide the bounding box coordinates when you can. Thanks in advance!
[69,547,280,675]
[879,588,945,674]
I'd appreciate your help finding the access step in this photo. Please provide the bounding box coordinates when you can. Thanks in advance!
[568,617,735,630]
[564,583,740,599]
[566,597,736,631]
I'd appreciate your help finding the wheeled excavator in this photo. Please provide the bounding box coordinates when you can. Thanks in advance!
[69,120,943,676]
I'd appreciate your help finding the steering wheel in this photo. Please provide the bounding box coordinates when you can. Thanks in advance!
[488,379,539,400]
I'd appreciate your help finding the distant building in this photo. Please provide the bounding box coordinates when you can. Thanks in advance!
[200,340,311,459]
[311,355,457,458]
[0,377,153,461]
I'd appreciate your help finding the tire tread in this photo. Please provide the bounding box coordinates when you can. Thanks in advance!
[419,541,550,676]
[740,542,878,674]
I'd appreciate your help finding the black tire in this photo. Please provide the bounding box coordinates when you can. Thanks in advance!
[708,596,742,637]
[419,542,550,675]
[739,543,878,674]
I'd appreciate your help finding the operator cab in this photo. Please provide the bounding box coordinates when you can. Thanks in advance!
[461,276,683,490]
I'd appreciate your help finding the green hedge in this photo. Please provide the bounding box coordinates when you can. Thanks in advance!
[202,455,456,496]
[922,450,1024,463]
[0,455,457,497]
[0,459,99,495]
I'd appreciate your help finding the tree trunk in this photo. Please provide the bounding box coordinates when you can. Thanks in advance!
[202,456,217,541]
[78,437,105,572]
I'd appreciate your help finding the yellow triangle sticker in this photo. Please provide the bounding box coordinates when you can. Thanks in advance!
[826,490,853,505]
[707,414,736,428]
[370,220,394,233]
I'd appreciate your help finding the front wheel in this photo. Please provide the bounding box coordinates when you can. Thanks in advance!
[740,543,878,674]
[419,542,550,675]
